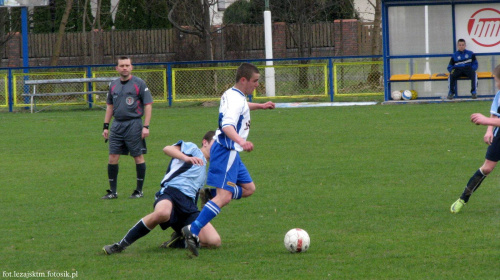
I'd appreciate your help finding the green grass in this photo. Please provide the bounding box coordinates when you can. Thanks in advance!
[1,102,499,279]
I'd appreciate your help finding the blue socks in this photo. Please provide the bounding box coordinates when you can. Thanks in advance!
[191,201,220,236]
[232,186,243,199]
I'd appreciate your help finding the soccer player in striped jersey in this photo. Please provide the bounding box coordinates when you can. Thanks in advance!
[451,64,500,213]
[182,63,275,256]
[103,131,221,254]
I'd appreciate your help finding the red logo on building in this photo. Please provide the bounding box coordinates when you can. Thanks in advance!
[467,8,500,47]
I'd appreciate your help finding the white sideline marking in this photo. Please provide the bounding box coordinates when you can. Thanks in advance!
[275,102,377,108]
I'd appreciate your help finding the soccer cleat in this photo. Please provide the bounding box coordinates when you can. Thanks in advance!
[103,243,125,255]
[450,198,466,213]
[129,190,143,199]
[160,231,185,248]
[182,225,200,257]
[199,188,213,208]
[471,94,477,99]
[101,190,118,199]
[447,94,454,100]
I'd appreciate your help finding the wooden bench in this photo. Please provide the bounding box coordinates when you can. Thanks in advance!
[390,71,493,81]
[22,77,117,113]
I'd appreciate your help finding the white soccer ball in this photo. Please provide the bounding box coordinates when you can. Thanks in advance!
[402,90,413,100]
[391,90,402,100]
[284,228,310,253]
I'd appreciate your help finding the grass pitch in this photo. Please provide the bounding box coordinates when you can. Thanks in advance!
[0,102,499,279]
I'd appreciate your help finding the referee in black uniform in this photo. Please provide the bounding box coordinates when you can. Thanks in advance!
[102,56,153,199]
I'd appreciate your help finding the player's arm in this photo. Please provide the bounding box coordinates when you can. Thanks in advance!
[471,113,500,126]
[471,53,478,72]
[102,104,113,139]
[447,57,454,73]
[248,101,275,111]
[142,103,152,139]
[222,125,253,151]
[163,145,204,165]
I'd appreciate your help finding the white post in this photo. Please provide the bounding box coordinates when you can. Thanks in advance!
[264,10,275,97]
[424,5,431,92]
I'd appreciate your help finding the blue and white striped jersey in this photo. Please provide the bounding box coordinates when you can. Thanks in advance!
[159,141,207,202]
[490,90,500,136]
[215,87,250,152]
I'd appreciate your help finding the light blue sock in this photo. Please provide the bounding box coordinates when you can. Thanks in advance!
[191,201,220,236]
[232,186,243,200]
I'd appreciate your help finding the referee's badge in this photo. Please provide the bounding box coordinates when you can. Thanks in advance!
[126,97,134,105]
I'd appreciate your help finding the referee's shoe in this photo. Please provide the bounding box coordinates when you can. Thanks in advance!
[101,190,118,199]
[129,190,143,199]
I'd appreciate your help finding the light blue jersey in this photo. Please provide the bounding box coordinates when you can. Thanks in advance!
[489,90,500,136]
[215,87,250,152]
[158,141,207,203]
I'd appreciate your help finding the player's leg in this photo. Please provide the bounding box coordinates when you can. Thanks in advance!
[103,198,173,254]
[448,69,461,99]
[451,137,500,213]
[198,222,221,248]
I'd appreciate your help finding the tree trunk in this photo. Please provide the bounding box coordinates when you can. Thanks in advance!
[50,0,73,66]
[203,0,212,60]
[368,0,382,87]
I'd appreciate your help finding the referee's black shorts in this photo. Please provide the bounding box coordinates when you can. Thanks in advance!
[109,118,147,157]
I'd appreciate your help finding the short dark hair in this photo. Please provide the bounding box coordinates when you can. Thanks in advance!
[494,64,500,79]
[458,38,466,44]
[235,63,259,83]
[202,130,215,144]
[117,56,131,65]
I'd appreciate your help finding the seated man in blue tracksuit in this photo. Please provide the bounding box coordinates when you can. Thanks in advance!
[447,39,478,99]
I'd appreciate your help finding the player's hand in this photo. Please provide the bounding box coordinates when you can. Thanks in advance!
[186,156,204,166]
[484,131,494,145]
[471,113,489,125]
[240,140,254,152]
[142,127,150,139]
[261,101,275,110]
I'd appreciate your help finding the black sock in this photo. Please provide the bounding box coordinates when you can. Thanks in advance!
[108,164,119,194]
[136,163,146,192]
[460,169,486,203]
[119,219,151,248]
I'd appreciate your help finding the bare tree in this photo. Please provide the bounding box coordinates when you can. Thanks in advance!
[168,0,222,61]
[368,0,382,87]
[50,0,73,66]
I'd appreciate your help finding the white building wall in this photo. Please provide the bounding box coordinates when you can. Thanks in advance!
[354,0,375,22]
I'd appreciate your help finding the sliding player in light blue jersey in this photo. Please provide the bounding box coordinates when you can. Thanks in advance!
[103,131,221,255]
[182,63,275,257]
[451,64,500,213]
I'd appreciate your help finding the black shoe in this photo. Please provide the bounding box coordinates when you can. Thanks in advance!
[472,94,477,99]
[447,94,454,100]
[160,231,185,248]
[199,188,213,208]
[129,190,143,199]
[101,190,118,199]
[182,225,199,257]
[103,243,125,255]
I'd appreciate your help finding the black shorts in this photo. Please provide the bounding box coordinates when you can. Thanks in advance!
[153,187,200,233]
[109,118,147,157]
[485,133,500,162]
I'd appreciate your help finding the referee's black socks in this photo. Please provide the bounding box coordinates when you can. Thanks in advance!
[108,164,119,194]
[136,163,146,192]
